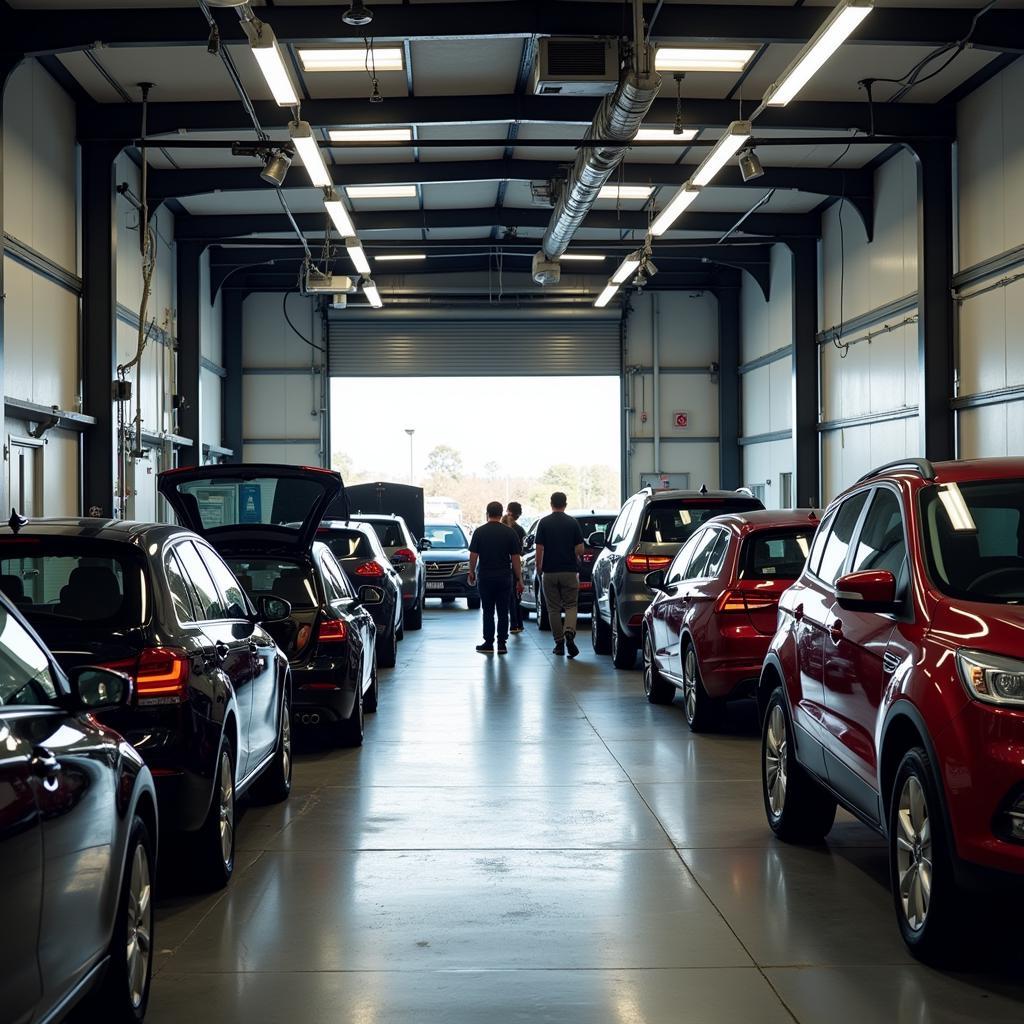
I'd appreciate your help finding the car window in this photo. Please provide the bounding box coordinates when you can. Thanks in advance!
[175,542,226,620]
[639,500,762,545]
[423,524,467,549]
[851,489,907,579]
[740,528,815,581]
[704,530,732,579]
[684,529,722,580]
[575,516,615,538]
[608,500,634,545]
[817,492,869,585]
[321,530,374,561]
[667,531,705,584]
[224,557,318,609]
[0,605,58,706]
[201,547,250,619]
[806,508,836,577]
[164,549,197,623]
[321,551,353,600]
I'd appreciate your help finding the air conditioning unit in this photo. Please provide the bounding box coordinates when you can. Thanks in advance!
[532,38,619,96]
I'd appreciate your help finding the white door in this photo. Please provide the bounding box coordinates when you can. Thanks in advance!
[8,438,43,518]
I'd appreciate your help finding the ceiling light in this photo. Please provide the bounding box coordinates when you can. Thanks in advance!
[260,149,292,188]
[243,20,299,107]
[346,185,418,200]
[346,238,372,275]
[363,279,384,308]
[611,252,642,285]
[598,185,654,201]
[635,127,698,142]
[655,47,756,73]
[342,1,373,27]
[561,254,606,262]
[650,183,701,237]
[764,0,874,107]
[692,120,751,187]
[739,148,765,182]
[594,284,619,308]
[289,120,332,188]
[298,47,404,73]
[324,190,356,237]
[374,253,427,262]
[329,128,413,144]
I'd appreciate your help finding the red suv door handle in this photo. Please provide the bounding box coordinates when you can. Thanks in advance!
[829,620,843,642]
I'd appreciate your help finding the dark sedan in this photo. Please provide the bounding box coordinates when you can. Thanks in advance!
[159,465,379,748]
[0,516,293,891]
[0,588,159,1023]
[422,522,480,609]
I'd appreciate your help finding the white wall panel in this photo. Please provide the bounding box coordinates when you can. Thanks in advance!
[243,292,321,369]
[629,442,719,493]
[958,278,1024,397]
[40,433,79,517]
[201,366,222,451]
[242,374,320,442]
[742,439,794,510]
[242,442,320,467]
[959,402,1024,459]
[741,244,792,363]
[821,415,918,502]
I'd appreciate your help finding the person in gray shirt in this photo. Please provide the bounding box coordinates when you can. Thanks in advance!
[535,491,585,658]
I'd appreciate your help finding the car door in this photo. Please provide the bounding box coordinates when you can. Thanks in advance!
[650,528,711,665]
[822,486,907,821]
[683,527,734,667]
[593,501,630,620]
[321,551,374,690]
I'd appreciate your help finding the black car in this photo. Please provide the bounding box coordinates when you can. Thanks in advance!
[520,509,618,629]
[159,465,379,749]
[317,519,404,668]
[0,587,159,1024]
[0,516,293,891]
[422,522,480,609]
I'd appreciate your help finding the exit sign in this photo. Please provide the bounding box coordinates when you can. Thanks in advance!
[673,411,689,430]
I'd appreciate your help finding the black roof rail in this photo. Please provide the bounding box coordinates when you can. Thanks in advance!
[857,458,937,484]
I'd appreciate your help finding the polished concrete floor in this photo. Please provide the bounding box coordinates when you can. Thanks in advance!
[148,604,1024,1023]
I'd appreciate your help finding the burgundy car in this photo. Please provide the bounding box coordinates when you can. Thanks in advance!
[642,509,820,731]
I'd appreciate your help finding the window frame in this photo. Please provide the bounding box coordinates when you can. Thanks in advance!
[173,540,228,622]
[810,489,871,588]
[0,604,62,709]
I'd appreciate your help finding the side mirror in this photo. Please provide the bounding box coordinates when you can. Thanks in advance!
[71,666,133,710]
[587,531,608,550]
[645,569,667,593]
[257,595,292,623]
[523,536,535,552]
[418,538,432,551]
[835,570,898,611]
[358,585,385,606]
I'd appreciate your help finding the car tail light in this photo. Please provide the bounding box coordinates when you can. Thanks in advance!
[354,561,384,577]
[625,551,673,573]
[317,619,348,643]
[104,647,190,703]
[579,581,593,590]
[391,548,417,564]
[581,551,595,563]
[714,588,780,615]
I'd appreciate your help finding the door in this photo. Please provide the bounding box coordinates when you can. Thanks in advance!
[681,527,733,669]
[8,438,42,518]
[649,530,702,663]
[321,551,374,691]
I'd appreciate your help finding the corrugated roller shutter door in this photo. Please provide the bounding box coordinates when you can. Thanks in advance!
[328,316,621,376]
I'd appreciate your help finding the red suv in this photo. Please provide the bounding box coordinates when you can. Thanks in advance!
[759,457,1024,960]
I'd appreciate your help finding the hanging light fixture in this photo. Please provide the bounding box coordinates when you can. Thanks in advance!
[260,149,292,187]
[342,1,374,27]
[739,148,765,182]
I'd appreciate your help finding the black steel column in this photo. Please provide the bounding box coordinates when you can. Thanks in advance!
[222,288,243,463]
[911,140,956,461]
[717,283,741,489]
[789,239,820,507]
[81,142,122,517]
[176,240,203,463]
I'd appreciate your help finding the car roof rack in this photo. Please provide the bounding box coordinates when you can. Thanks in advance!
[857,458,937,484]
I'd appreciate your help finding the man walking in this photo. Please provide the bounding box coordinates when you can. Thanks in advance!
[535,491,585,658]
[468,501,524,655]
[504,501,527,634]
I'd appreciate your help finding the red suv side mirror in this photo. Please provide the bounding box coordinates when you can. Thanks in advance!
[835,569,898,611]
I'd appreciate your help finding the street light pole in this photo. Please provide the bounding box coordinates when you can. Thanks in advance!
[405,428,415,484]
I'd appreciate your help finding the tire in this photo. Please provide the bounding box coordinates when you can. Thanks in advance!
[406,599,422,631]
[537,585,551,631]
[889,747,965,963]
[196,740,236,890]
[762,687,837,843]
[396,614,405,642]
[643,630,675,705]
[611,599,638,669]
[363,653,379,714]
[467,596,481,610]
[591,596,612,655]
[334,683,364,747]
[88,814,155,1023]
[252,690,292,804]
[377,625,397,668]
[681,642,723,732]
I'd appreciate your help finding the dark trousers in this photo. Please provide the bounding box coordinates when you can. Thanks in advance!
[509,578,523,630]
[479,575,511,644]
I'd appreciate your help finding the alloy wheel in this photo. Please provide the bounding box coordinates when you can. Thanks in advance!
[281,706,292,784]
[643,635,654,695]
[126,841,152,1009]
[682,647,699,724]
[764,704,788,818]
[896,775,933,931]
[218,752,234,869]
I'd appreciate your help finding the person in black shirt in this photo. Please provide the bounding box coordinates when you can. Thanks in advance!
[535,491,585,658]
[503,501,527,634]
[468,501,523,654]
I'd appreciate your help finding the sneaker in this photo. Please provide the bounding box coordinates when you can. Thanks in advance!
[565,630,580,659]
[497,642,508,655]
[476,643,494,655]
[553,641,565,656]
[509,627,524,634]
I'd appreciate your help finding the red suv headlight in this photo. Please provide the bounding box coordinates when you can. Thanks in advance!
[957,650,1024,707]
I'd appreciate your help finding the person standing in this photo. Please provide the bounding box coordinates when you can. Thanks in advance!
[468,501,524,655]
[535,491,585,658]
[503,501,527,634]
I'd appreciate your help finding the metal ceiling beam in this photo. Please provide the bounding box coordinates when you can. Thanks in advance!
[14,4,1024,53]
[78,94,954,141]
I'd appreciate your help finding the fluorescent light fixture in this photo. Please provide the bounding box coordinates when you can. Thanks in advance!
[288,120,332,188]
[329,127,413,143]
[599,185,654,201]
[764,0,874,107]
[243,20,299,107]
[594,283,619,308]
[298,47,404,72]
[635,127,698,142]
[655,47,756,73]
[691,120,751,187]
[649,183,701,237]
[346,238,372,275]
[561,253,606,262]
[611,253,642,285]
[345,184,418,200]
[363,279,384,308]
[374,253,427,262]
[938,483,977,533]
[324,190,356,237]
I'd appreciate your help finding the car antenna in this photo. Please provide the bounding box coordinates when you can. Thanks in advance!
[8,508,27,534]
[808,511,818,521]
[699,483,708,495]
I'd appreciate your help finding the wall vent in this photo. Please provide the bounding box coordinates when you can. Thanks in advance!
[533,38,619,97]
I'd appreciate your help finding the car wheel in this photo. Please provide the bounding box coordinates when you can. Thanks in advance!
[334,683,364,747]
[537,585,551,631]
[467,596,481,610]
[89,814,155,1023]
[197,740,236,889]
[591,596,612,655]
[253,689,293,804]
[396,613,405,641]
[681,643,723,732]
[762,688,837,843]
[363,653,379,713]
[889,747,964,963]
[377,625,397,668]
[611,599,638,669]
[406,600,423,631]
[643,630,676,704]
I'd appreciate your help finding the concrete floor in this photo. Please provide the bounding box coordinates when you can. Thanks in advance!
[148,605,1024,1023]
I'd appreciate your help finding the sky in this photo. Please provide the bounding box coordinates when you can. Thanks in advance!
[330,375,621,481]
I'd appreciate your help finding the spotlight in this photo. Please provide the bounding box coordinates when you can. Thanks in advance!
[739,148,765,183]
[261,149,292,188]
[342,1,373,27]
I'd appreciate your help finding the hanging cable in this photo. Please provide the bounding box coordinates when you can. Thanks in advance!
[283,290,327,353]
